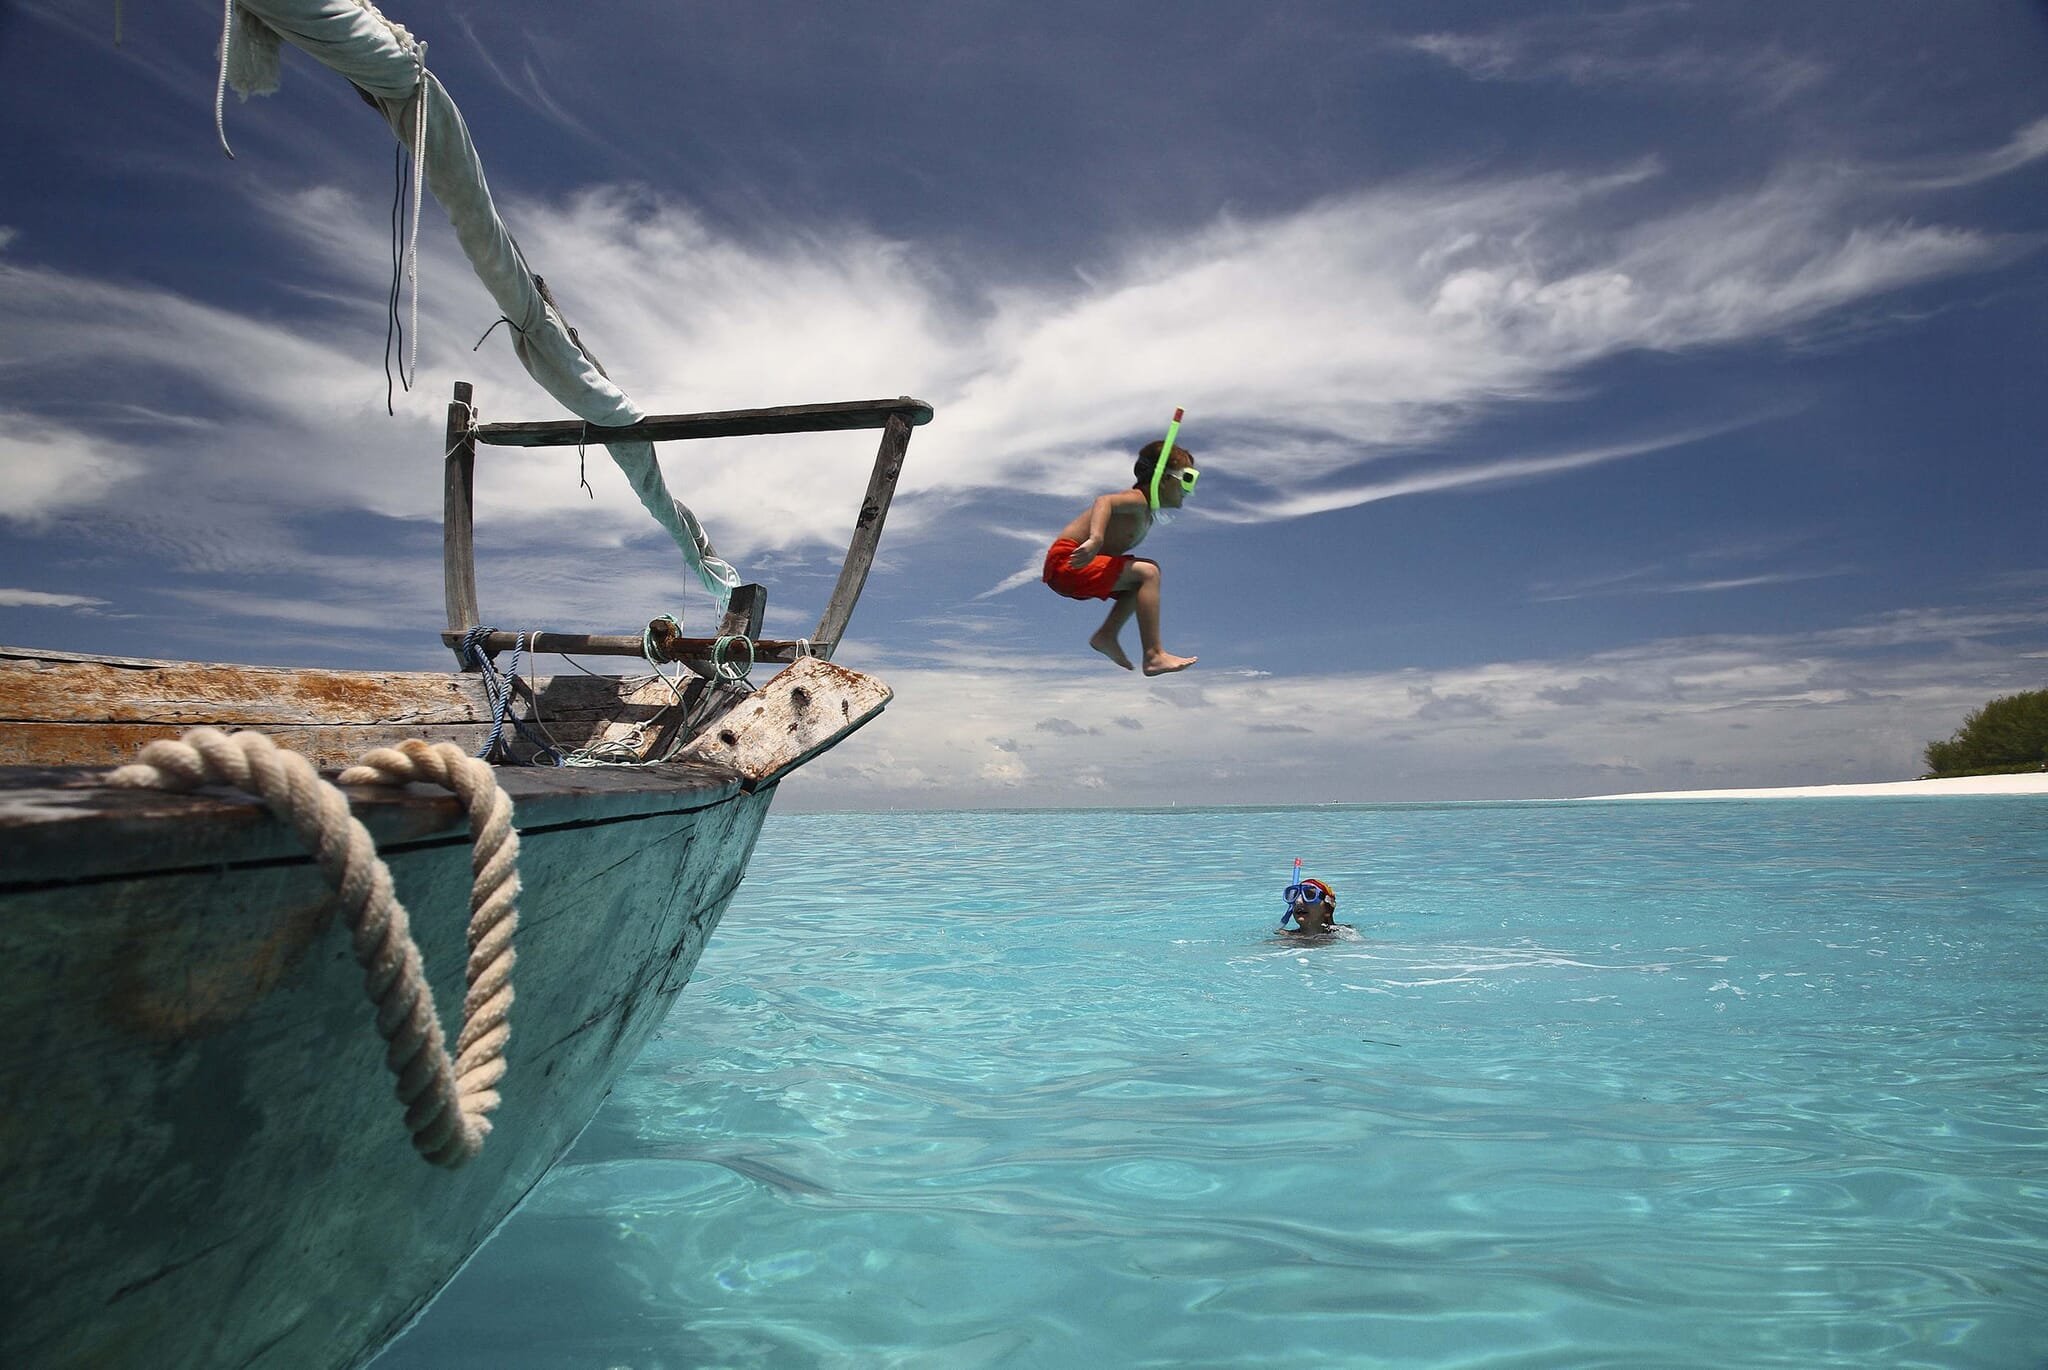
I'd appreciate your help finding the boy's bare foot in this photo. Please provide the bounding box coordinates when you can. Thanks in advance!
[1090,629,1135,670]
[1143,651,1197,676]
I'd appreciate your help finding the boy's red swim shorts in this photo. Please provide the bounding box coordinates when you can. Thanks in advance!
[1042,538,1132,601]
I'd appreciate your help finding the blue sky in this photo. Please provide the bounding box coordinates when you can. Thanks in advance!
[2,1,2044,808]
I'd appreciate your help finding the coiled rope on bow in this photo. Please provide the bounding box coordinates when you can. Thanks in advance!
[108,728,520,1169]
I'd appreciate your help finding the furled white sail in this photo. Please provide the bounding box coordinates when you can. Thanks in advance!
[228,0,738,607]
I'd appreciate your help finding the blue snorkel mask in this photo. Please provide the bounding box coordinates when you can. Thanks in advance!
[1277,859,1332,930]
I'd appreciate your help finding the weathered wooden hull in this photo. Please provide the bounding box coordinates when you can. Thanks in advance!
[0,762,777,1370]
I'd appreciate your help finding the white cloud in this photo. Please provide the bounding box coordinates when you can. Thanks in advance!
[1400,10,1826,104]
[159,588,432,633]
[0,412,145,522]
[1206,419,1759,524]
[783,599,2048,809]
[0,140,2018,563]
[0,587,108,609]
[0,118,2031,672]
[1532,566,1853,602]
[1885,116,2048,191]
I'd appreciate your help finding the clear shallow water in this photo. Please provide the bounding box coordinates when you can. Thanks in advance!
[379,800,2048,1369]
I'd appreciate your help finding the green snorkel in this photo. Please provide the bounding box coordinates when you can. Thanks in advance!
[1147,407,1185,511]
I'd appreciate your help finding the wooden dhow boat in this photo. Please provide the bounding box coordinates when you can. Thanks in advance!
[0,2,931,1366]
[0,387,927,1370]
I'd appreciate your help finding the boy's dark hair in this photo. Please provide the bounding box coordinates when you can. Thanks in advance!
[1132,439,1193,490]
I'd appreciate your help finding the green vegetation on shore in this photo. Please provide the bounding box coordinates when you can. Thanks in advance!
[1924,688,2048,778]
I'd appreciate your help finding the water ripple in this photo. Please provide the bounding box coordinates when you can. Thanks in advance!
[380,801,2048,1369]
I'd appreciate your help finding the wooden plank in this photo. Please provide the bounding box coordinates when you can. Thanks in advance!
[0,658,656,727]
[473,396,933,447]
[674,655,892,788]
[0,659,490,727]
[0,656,704,767]
[714,583,767,643]
[0,645,244,669]
[0,720,492,770]
[575,674,701,764]
[443,381,480,661]
[812,410,914,657]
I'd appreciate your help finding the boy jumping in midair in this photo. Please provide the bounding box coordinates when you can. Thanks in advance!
[1040,432,1199,676]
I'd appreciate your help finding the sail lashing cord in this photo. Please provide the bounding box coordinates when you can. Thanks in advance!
[108,729,520,1169]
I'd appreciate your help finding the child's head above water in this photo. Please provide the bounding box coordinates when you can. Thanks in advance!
[1286,877,1335,911]
[1280,877,1337,933]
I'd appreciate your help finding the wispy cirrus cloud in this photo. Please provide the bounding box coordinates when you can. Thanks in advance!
[1203,417,1764,525]
[0,117,2033,645]
[1882,115,2048,191]
[0,410,146,522]
[0,587,108,609]
[1530,564,1855,603]
[1398,6,1826,105]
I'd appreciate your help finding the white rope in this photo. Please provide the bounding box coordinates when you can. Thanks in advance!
[109,729,520,1169]
[214,0,238,158]
[406,42,429,389]
[443,398,477,460]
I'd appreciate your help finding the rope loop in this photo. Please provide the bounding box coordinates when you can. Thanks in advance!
[108,729,521,1169]
[711,634,755,685]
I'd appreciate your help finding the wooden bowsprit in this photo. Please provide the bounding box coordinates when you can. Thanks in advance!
[675,656,894,789]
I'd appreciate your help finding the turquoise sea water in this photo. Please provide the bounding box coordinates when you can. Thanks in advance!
[378,800,2048,1369]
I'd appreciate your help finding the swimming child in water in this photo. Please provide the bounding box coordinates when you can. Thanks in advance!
[1277,876,1350,937]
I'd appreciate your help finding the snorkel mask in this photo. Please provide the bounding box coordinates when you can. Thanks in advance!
[1146,407,1196,511]
[1277,859,1334,929]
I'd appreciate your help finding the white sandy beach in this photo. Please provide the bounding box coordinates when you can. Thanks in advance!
[1583,773,2048,800]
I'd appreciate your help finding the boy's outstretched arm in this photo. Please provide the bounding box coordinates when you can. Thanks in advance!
[1068,491,1137,566]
